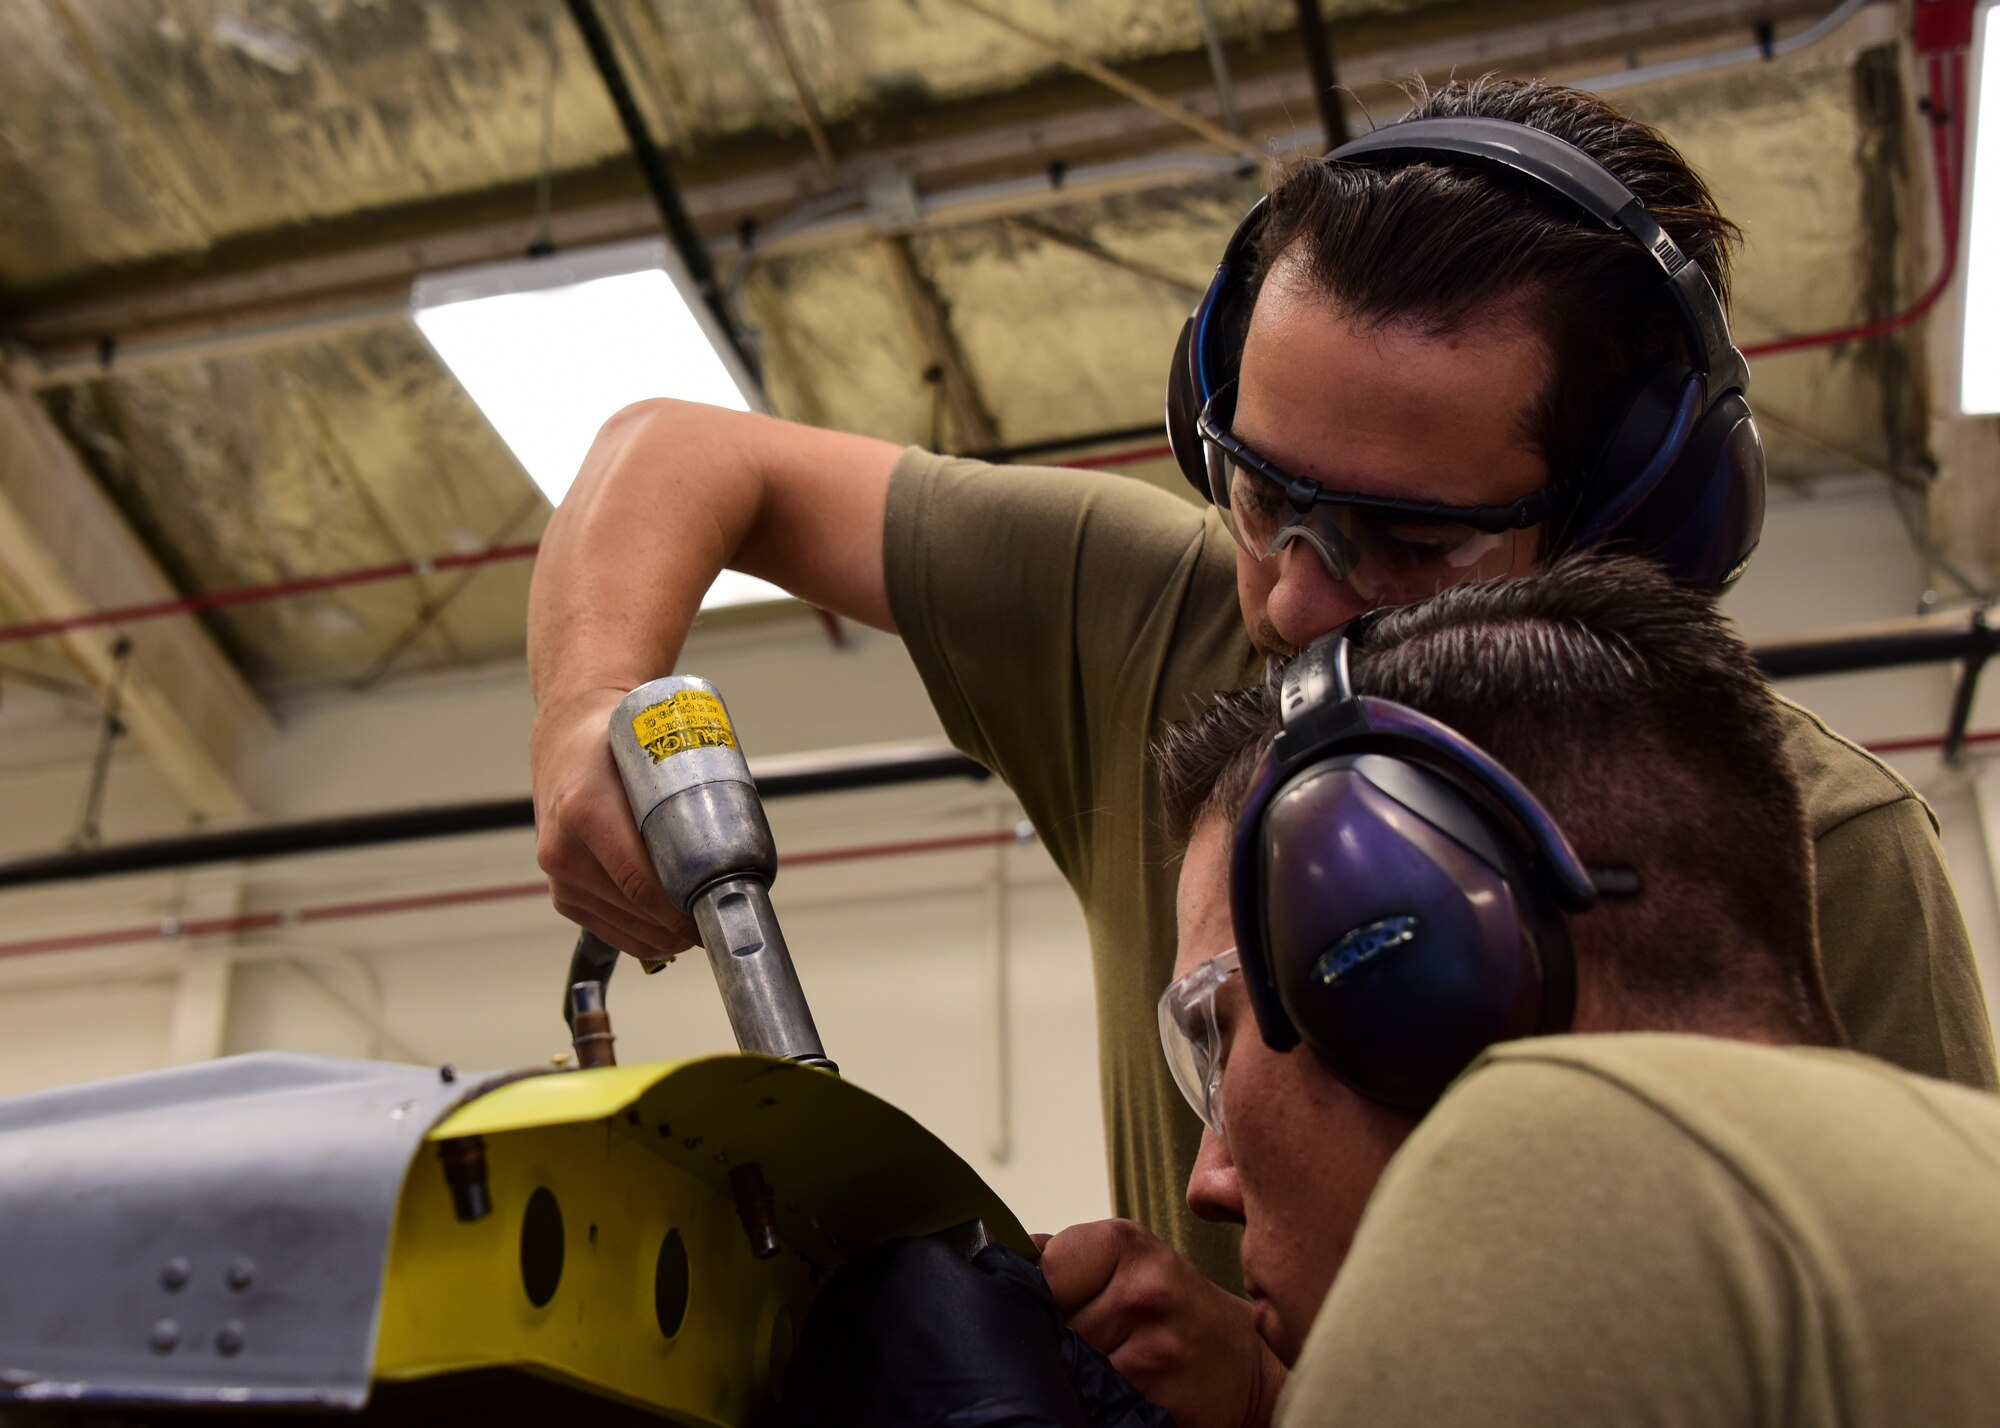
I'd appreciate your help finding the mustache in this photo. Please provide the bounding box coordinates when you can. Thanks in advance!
[1253,618,1298,661]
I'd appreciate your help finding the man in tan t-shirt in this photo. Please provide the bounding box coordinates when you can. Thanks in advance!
[526,76,1995,1306]
[776,558,2000,1427]
[1136,560,2000,1416]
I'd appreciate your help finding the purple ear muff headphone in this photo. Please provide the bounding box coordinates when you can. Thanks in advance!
[1165,115,1765,592]
[1228,624,1640,1109]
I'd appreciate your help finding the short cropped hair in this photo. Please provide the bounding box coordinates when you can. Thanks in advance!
[1251,77,1741,500]
[1155,557,1841,1046]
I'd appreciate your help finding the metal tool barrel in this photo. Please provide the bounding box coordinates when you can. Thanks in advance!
[609,676,833,1070]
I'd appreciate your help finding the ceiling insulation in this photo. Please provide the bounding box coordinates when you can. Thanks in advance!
[0,0,630,291]
[0,0,1453,296]
[1623,40,1921,483]
[637,0,1452,139]
[907,178,1259,444]
[41,320,544,686]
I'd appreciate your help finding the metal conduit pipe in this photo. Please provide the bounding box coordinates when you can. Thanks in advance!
[1755,606,2000,680]
[0,742,988,891]
[1292,0,1350,149]
[564,0,761,382]
[1567,0,1874,92]
[0,826,1040,964]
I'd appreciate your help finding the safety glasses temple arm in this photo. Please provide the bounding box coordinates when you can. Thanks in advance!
[1199,419,1574,533]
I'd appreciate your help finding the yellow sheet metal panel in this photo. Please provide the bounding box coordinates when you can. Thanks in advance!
[380,1055,1029,1423]
[379,1114,805,1425]
[425,1054,1031,1261]
[425,1062,682,1138]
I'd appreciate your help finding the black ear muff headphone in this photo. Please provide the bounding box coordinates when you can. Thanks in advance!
[1228,624,1640,1109]
[1165,115,1765,592]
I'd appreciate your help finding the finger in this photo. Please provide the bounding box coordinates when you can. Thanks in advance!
[541,812,688,932]
[1038,1220,1130,1317]
[538,817,648,919]
[564,875,698,950]
[1030,1232,1053,1258]
[536,761,681,928]
[567,768,682,926]
[553,887,689,961]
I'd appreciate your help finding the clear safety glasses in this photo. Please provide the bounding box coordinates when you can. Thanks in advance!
[1158,949,1242,1136]
[1196,382,1569,605]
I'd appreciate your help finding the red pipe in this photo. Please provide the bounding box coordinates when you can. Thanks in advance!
[1862,727,2000,757]
[0,543,541,647]
[0,825,1035,962]
[1741,51,1965,360]
[0,445,1180,647]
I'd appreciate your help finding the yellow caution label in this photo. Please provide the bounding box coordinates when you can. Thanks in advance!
[631,690,737,763]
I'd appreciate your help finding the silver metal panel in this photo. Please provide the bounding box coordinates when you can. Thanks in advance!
[0,1053,470,1409]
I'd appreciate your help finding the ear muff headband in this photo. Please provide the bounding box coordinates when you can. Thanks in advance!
[1265,630,1597,906]
[1327,119,1748,401]
[1165,114,1764,591]
[1229,629,1591,1069]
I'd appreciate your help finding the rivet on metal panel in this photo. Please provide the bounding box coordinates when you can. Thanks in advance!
[148,1319,179,1354]
[215,1321,245,1356]
[159,1257,190,1291]
[729,1163,781,1260]
[226,1258,256,1292]
[438,1135,493,1222]
[439,1063,458,1084]
[389,1099,419,1121]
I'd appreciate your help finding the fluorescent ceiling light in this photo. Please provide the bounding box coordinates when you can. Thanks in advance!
[413,239,787,610]
[1963,2,2000,414]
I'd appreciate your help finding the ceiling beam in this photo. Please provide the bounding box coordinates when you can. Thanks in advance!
[875,236,1001,452]
[0,380,268,817]
[0,0,1849,380]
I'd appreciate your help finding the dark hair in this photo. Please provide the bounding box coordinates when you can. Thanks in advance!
[1250,76,1742,493]
[1155,556,1841,1047]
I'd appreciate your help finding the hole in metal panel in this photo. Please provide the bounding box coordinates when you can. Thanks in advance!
[520,1187,564,1308]
[654,1228,690,1339]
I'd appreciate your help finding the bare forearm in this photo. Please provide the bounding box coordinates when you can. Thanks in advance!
[526,399,899,955]
[528,399,759,710]
[529,398,901,713]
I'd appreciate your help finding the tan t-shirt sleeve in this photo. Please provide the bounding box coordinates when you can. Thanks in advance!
[1278,1058,1805,1428]
[1814,794,1997,1088]
[1774,698,1997,1089]
[882,447,1234,884]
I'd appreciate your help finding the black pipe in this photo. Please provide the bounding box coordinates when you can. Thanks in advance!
[565,0,761,381]
[1752,607,2000,680]
[1292,0,1348,150]
[0,746,988,891]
